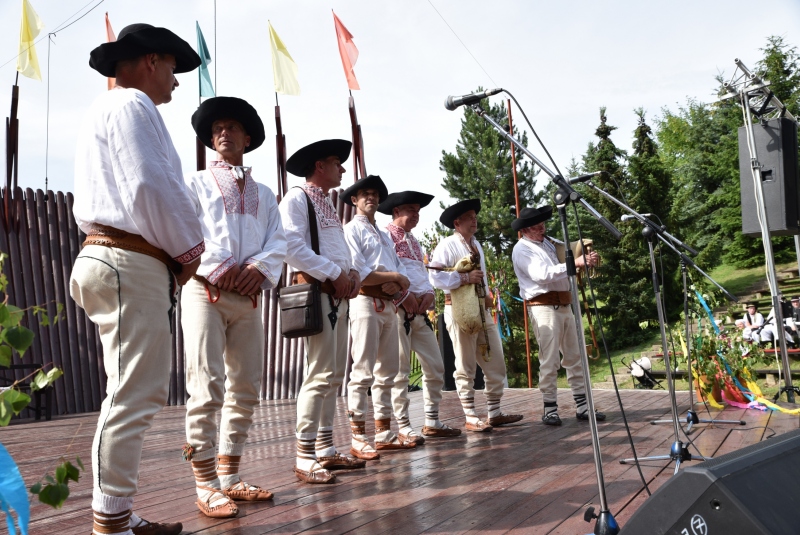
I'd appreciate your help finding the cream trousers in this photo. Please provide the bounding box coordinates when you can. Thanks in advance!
[182,278,263,457]
[393,311,445,422]
[443,305,507,403]
[70,246,174,499]
[296,296,350,436]
[347,294,399,421]
[527,304,585,404]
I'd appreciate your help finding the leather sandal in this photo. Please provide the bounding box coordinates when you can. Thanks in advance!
[577,410,606,421]
[293,465,336,484]
[318,452,367,470]
[350,437,381,460]
[488,413,524,426]
[421,424,462,437]
[542,412,562,426]
[195,486,238,519]
[130,519,183,535]
[223,480,274,501]
[465,420,493,432]
[398,432,425,446]
[375,435,417,450]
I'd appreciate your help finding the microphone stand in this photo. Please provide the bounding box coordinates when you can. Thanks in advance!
[582,183,743,471]
[470,103,621,535]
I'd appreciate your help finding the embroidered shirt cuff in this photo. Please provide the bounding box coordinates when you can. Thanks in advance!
[244,259,277,289]
[174,241,205,264]
[207,256,237,285]
[393,289,410,307]
[459,272,470,286]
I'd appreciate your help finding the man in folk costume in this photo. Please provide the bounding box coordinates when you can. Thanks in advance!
[180,97,285,517]
[429,199,523,432]
[510,206,604,426]
[280,140,365,484]
[343,176,418,458]
[378,191,461,441]
[70,24,202,535]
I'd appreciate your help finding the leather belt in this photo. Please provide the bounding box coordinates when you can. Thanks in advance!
[292,271,336,295]
[359,285,397,301]
[526,291,572,306]
[83,223,182,274]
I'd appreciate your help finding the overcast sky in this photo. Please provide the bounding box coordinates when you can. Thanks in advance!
[0,0,798,235]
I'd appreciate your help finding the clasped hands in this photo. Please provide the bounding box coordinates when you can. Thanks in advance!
[213,263,266,296]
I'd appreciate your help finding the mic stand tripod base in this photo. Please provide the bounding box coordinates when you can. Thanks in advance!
[584,507,619,535]
[620,440,702,474]
[773,385,800,403]
[651,410,745,434]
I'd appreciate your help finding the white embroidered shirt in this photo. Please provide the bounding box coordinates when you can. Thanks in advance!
[383,223,433,297]
[512,237,569,300]
[428,233,489,295]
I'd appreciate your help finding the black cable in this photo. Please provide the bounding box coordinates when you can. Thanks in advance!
[503,90,563,177]
[571,202,651,497]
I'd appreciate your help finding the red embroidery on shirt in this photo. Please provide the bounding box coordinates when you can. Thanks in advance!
[386,223,423,261]
[174,241,205,264]
[209,163,259,217]
[301,184,342,229]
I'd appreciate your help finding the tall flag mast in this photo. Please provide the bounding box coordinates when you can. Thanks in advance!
[268,21,300,201]
[6,0,44,231]
[195,21,215,171]
[332,11,366,183]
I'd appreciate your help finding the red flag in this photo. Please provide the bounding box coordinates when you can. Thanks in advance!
[332,11,359,90]
[105,12,116,90]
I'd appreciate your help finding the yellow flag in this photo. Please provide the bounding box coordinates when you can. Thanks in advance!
[268,22,300,96]
[17,0,44,81]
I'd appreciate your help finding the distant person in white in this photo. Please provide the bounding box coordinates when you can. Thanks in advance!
[69,23,202,535]
[181,97,285,518]
[740,303,766,343]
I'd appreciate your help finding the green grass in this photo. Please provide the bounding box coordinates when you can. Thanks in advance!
[708,261,797,296]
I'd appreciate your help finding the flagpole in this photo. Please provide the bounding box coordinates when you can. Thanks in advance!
[275,92,288,201]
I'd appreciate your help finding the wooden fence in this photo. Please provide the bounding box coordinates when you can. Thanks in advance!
[0,187,356,417]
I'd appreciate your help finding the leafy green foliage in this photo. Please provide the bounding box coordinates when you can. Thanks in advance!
[29,459,83,508]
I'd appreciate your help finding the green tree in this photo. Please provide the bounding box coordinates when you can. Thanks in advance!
[434,94,545,386]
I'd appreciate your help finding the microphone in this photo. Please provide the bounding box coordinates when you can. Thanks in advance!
[567,171,604,185]
[444,88,503,111]
[620,213,653,221]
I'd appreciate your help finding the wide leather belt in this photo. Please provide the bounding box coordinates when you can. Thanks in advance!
[526,291,572,306]
[83,223,182,274]
[359,285,396,301]
[292,271,336,295]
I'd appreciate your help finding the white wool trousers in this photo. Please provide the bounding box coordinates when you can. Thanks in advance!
[296,296,350,436]
[527,304,586,404]
[181,278,264,458]
[70,246,174,508]
[348,294,399,422]
[393,311,445,423]
[443,305,507,403]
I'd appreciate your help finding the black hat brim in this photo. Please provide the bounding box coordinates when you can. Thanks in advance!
[511,205,554,232]
[191,97,265,154]
[440,199,481,229]
[89,25,201,78]
[377,191,434,215]
[286,139,352,177]
[341,175,389,206]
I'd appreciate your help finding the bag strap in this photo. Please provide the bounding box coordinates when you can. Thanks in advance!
[300,188,321,255]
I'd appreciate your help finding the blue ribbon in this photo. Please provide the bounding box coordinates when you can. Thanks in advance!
[0,443,29,535]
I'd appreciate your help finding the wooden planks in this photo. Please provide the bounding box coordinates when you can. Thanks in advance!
[5,387,798,535]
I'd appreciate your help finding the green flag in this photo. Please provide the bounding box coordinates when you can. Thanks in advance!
[196,21,214,98]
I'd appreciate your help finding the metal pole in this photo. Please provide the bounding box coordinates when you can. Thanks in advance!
[506,99,532,388]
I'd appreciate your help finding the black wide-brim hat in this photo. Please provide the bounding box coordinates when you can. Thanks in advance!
[341,175,389,206]
[511,205,554,232]
[191,97,265,154]
[286,139,352,177]
[440,199,481,230]
[377,191,434,215]
[89,23,201,78]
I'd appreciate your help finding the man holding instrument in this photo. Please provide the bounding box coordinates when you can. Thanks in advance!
[511,205,604,426]
[379,191,461,441]
[343,176,417,458]
[429,199,522,432]
[181,97,285,517]
[70,23,202,535]
[280,139,364,484]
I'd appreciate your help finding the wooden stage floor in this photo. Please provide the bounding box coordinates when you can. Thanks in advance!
[4,388,799,534]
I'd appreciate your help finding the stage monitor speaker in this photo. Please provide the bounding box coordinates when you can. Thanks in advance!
[739,117,799,237]
[621,428,800,534]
